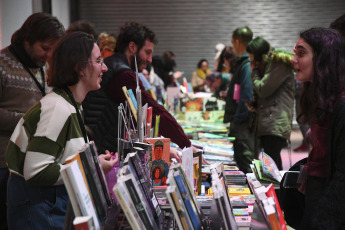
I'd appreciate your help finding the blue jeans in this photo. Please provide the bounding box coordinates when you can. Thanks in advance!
[7,174,68,230]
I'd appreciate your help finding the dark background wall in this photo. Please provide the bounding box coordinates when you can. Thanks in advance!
[78,0,345,81]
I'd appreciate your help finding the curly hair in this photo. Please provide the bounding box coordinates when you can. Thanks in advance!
[299,28,345,125]
[115,21,157,53]
[152,166,163,179]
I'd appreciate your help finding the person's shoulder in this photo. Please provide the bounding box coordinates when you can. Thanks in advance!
[0,47,19,69]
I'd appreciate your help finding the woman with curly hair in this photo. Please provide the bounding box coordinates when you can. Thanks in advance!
[291,28,345,230]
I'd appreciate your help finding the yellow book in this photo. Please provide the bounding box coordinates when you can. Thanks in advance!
[122,86,137,121]
[228,187,251,196]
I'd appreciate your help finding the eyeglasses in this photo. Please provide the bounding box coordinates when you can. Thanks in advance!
[88,58,104,68]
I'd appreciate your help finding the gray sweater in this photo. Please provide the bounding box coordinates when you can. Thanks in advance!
[0,46,46,168]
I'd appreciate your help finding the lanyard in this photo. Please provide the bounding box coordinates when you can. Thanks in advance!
[63,87,88,143]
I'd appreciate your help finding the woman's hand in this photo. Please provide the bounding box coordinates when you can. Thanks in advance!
[98,150,119,174]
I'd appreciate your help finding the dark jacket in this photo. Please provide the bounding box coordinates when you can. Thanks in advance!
[224,53,253,125]
[84,53,191,152]
[252,53,294,140]
[312,97,345,229]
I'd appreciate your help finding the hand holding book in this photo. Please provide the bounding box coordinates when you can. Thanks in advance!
[98,151,119,174]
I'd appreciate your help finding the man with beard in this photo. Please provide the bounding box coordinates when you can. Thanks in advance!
[83,22,191,162]
[0,12,64,228]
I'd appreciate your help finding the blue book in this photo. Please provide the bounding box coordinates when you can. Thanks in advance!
[128,89,138,110]
[174,173,202,230]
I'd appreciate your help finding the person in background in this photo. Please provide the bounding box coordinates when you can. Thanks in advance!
[99,32,116,58]
[216,46,232,74]
[146,63,166,104]
[246,37,294,170]
[224,27,255,173]
[152,51,183,89]
[330,13,345,38]
[5,31,118,229]
[191,59,211,92]
[205,71,230,98]
[138,67,156,91]
[291,28,345,230]
[83,22,206,163]
[0,12,65,229]
[221,46,238,79]
[213,43,225,71]
[66,19,97,40]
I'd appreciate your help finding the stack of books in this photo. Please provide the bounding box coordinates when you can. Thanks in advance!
[113,151,163,230]
[247,174,287,230]
[61,142,112,230]
[166,163,207,230]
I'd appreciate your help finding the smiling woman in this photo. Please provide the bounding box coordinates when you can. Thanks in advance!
[5,31,116,230]
[291,28,345,230]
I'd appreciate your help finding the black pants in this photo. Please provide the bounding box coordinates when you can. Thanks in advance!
[298,175,327,230]
[260,135,287,170]
[229,122,255,174]
[233,138,255,174]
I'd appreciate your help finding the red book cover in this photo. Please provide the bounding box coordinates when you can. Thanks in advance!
[146,106,153,136]
[144,138,170,186]
[265,183,287,230]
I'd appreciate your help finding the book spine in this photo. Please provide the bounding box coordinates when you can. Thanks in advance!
[166,189,184,230]
[66,161,100,230]
[113,182,142,230]
[122,86,138,121]
[79,151,107,222]
[60,168,82,216]
[127,156,161,219]
[128,89,138,110]
[124,178,153,229]
[174,174,201,230]
[88,144,112,206]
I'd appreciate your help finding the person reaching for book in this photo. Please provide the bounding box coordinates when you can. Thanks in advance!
[5,32,118,229]
[83,22,209,165]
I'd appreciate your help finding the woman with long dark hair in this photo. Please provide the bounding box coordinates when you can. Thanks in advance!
[291,28,345,229]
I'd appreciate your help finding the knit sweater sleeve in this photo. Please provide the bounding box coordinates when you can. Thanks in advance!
[107,70,191,149]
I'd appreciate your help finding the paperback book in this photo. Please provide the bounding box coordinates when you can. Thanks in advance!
[144,137,170,186]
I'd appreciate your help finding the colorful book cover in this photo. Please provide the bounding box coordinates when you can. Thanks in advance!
[122,86,137,121]
[127,89,138,110]
[203,97,226,111]
[146,107,153,137]
[266,184,287,230]
[144,137,170,186]
[185,98,203,111]
[261,152,282,182]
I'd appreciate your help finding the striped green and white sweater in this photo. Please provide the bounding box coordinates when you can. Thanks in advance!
[6,88,86,186]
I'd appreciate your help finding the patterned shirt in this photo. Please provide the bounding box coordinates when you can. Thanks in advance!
[6,88,86,186]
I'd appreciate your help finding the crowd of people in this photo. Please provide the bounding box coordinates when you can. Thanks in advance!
[0,10,345,230]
